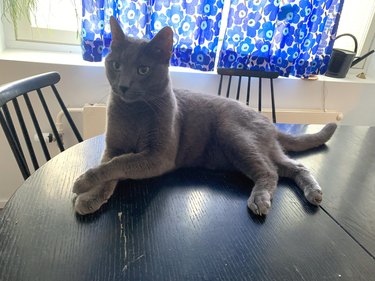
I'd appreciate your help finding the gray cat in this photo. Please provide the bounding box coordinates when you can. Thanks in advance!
[73,16,337,216]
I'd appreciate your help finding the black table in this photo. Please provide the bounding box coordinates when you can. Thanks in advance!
[1,124,374,281]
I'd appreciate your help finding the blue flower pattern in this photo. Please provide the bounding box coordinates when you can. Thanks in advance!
[219,0,344,77]
[82,0,344,77]
[82,0,223,71]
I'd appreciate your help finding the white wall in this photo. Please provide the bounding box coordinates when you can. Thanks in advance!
[0,38,375,208]
[0,8,4,52]
[342,36,375,126]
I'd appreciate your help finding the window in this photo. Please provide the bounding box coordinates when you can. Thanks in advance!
[2,0,81,53]
[16,0,81,45]
[334,0,375,58]
[2,0,375,67]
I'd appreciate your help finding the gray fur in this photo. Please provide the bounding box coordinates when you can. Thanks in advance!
[73,17,337,216]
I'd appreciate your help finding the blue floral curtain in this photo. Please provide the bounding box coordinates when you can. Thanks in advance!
[81,0,224,71]
[81,0,344,77]
[218,0,345,77]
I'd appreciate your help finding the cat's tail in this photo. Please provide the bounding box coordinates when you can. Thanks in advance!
[277,123,337,152]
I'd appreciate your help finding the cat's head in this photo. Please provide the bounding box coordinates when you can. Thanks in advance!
[105,16,173,103]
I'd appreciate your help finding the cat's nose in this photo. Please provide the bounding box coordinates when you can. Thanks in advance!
[119,86,129,94]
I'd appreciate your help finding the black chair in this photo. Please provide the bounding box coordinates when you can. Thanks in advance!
[0,72,83,179]
[217,68,279,123]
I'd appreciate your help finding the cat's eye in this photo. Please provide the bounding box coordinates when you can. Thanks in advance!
[137,66,150,76]
[112,61,121,71]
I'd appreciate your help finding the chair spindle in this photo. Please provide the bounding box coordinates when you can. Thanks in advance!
[0,109,30,179]
[51,85,83,142]
[216,68,279,123]
[37,89,65,152]
[0,72,83,179]
[12,98,39,171]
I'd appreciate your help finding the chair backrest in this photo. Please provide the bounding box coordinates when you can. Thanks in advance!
[0,72,83,179]
[217,68,279,123]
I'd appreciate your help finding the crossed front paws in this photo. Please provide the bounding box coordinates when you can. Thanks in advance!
[73,169,115,215]
[72,168,99,194]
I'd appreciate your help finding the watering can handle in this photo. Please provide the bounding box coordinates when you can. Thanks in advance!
[335,33,358,53]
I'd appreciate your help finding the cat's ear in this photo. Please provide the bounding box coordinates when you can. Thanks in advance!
[146,27,173,64]
[109,16,126,47]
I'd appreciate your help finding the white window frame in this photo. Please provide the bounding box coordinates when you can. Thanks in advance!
[360,16,375,70]
[16,17,80,46]
[2,18,81,53]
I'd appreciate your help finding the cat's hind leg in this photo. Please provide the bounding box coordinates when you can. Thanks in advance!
[219,132,279,216]
[275,148,322,206]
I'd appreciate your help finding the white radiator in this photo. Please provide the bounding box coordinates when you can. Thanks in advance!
[66,105,343,140]
[82,104,107,139]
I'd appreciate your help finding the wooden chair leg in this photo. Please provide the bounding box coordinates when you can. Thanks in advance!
[246,77,251,106]
[236,76,242,100]
[218,75,223,96]
[258,78,262,112]
[226,76,232,98]
[270,78,276,123]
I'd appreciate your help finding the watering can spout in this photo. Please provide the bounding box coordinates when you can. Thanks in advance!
[351,50,375,67]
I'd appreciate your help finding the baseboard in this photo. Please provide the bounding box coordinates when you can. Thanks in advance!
[261,109,343,124]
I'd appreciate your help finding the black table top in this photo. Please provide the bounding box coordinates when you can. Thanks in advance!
[1,124,374,281]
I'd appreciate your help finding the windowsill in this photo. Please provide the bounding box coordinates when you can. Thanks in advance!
[1,48,374,83]
[321,71,375,84]
[0,48,103,67]
[0,48,208,74]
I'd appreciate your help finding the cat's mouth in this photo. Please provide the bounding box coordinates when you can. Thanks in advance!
[113,88,146,103]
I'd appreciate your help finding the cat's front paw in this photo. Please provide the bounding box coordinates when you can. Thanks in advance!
[74,192,107,215]
[74,181,117,215]
[72,169,99,194]
[247,190,272,216]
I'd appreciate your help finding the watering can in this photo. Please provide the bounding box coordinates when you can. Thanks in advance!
[325,33,375,78]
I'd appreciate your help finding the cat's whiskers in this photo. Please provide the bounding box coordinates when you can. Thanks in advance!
[139,96,159,115]
[140,94,169,114]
